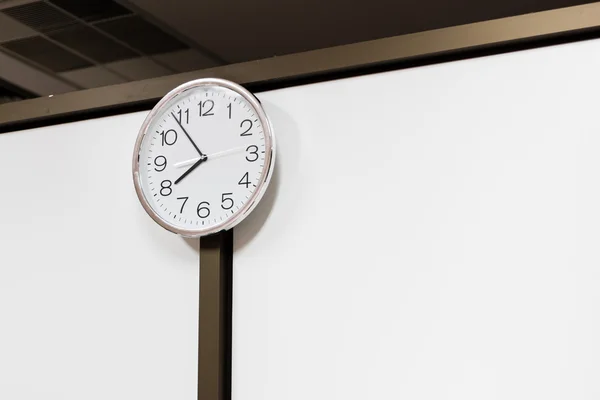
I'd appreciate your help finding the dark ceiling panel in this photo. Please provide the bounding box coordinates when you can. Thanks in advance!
[0,78,33,104]
[123,0,599,63]
[49,25,137,63]
[95,15,188,55]
[3,36,93,72]
[49,0,133,22]
[2,1,77,33]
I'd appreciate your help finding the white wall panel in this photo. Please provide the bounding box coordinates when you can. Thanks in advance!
[2,36,600,400]
[233,38,600,400]
[0,112,199,399]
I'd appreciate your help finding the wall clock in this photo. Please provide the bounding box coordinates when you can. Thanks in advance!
[132,78,276,237]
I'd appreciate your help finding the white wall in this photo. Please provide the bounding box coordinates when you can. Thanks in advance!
[0,113,199,399]
[233,38,600,400]
[3,36,600,400]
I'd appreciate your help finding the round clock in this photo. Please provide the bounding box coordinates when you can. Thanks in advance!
[132,78,276,238]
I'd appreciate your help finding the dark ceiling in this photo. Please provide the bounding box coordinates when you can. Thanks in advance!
[123,0,598,62]
[0,0,596,102]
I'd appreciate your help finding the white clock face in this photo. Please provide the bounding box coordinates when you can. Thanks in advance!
[133,79,275,237]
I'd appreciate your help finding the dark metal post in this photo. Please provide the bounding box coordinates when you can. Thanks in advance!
[198,230,233,400]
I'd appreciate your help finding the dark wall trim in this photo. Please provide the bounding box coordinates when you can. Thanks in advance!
[2,2,600,132]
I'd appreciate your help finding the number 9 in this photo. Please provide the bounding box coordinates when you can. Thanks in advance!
[154,155,167,172]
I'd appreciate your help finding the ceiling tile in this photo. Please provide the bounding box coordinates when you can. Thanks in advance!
[3,1,77,32]
[60,66,127,88]
[152,49,217,72]
[0,1,40,11]
[49,25,137,63]
[0,49,76,95]
[49,0,132,22]
[105,56,171,80]
[3,36,92,72]
[0,13,37,42]
[95,15,188,55]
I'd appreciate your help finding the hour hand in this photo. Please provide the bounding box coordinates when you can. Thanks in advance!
[171,112,205,157]
[174,154,207,185]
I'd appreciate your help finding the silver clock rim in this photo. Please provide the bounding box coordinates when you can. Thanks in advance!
[132,77,276,238]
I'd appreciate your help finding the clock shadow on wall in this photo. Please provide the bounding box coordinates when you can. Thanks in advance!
[233,101,301,250]
[179,159,278,250]
[172,99,295,251]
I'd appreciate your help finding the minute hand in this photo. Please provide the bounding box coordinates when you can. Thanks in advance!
[170,112,205,156]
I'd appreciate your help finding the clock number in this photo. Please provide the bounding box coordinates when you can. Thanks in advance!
[246,145,259,162]
[176,197,188,213]
[197,201,210,218]
[199,100,214,116]
[240,119,252,136]
[154,155,167,172]
[160,180,172,196]
[227,103,232,119]
[175,108,189,124]
[238,172,250,188]
[160,129,177,146]
[221,193,234,210]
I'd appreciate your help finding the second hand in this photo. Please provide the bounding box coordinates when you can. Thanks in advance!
[174,146,246,168]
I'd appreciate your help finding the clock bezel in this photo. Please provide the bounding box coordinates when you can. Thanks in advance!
[132,77,276,238]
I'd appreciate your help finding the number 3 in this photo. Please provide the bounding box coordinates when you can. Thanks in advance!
[246,145,259,162]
